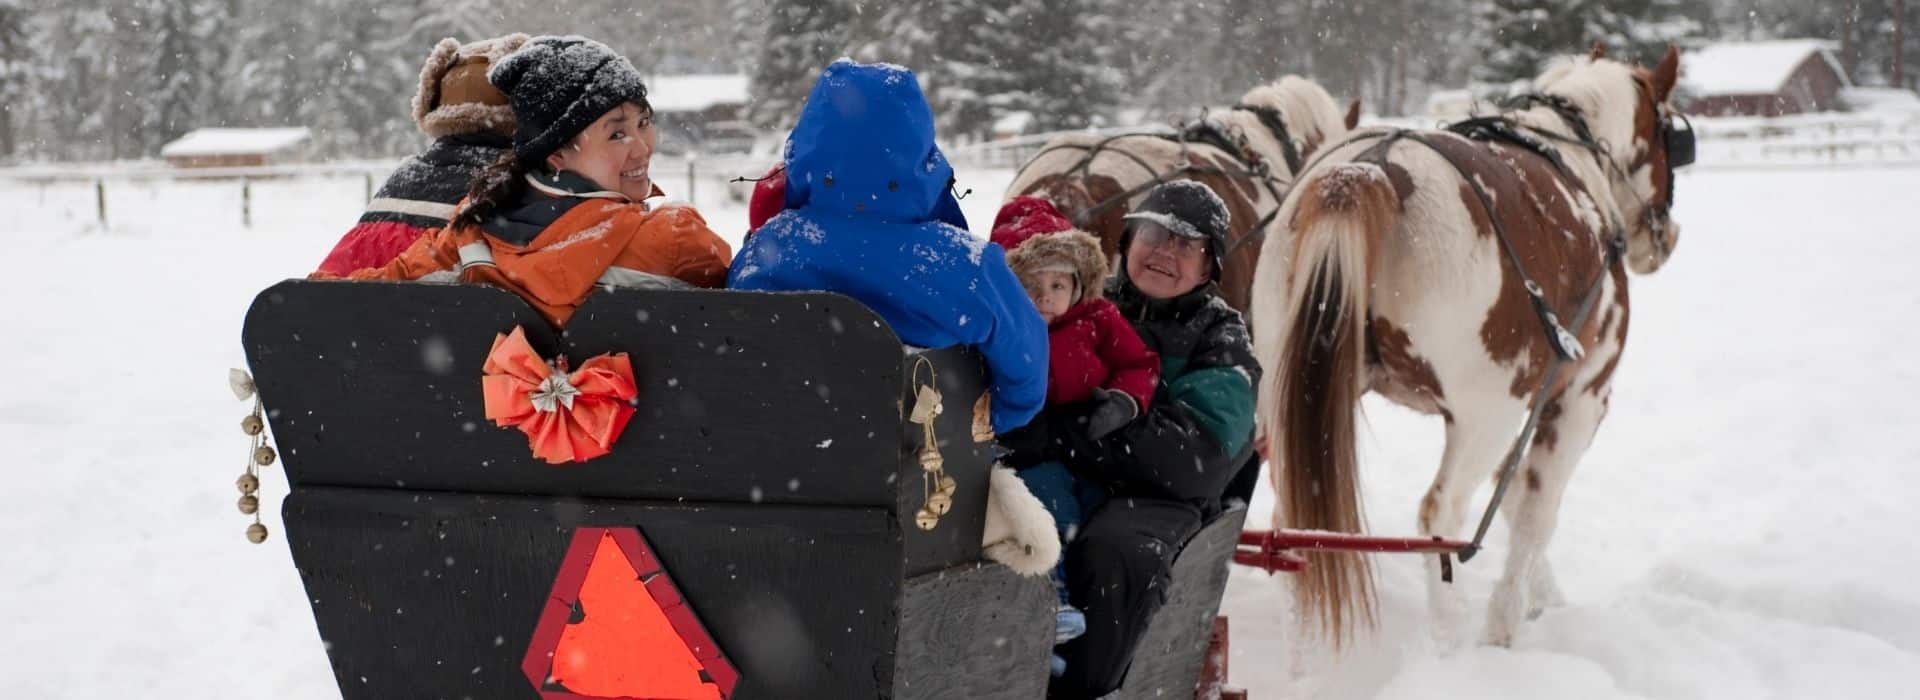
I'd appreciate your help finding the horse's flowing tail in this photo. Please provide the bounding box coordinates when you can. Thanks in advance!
[1271,163,1398,645]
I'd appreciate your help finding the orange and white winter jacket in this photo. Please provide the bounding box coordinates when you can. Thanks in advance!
[321,172,731,326]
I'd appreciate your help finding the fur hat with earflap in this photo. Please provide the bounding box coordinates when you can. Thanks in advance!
[992,196,1110,306]
[412,33,529,139]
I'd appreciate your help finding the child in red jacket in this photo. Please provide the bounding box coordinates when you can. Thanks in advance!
[990,196,1158,670]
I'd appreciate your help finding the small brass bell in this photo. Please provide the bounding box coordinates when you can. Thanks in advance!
[927,490,952,516]
[241,414,264,436]
[245,522,269,544]
[253,445,276,467]
[937,474,957,495]
[915,507,939,531]
[919,447,944,473]
[237,473,259,494]
[238,494,259,515]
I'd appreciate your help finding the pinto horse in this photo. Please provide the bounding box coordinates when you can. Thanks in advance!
[1250,46,1689,647]
[1006,76,1360,313]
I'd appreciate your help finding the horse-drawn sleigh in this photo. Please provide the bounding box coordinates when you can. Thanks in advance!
[235,44,1692,699]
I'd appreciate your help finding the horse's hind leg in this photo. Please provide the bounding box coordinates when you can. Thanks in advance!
[1483,387,1607,646]
[1421,404,1524,650]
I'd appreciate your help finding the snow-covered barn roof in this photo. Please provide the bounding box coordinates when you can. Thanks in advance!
[1682,40,1850,96]
[647,74,750,114]
[160,128,311,157]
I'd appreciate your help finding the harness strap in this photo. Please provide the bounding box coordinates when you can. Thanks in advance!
[1025,115,1293,256]
[1400,130,1588,362]
[1457,232,1625,564]
[1232,103,1305,175]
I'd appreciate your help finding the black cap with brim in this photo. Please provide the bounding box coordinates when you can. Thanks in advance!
[1122,211,1207,239]
[1120,181,1233,282]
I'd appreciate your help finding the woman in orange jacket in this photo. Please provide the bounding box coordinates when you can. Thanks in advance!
[322,36,730,327]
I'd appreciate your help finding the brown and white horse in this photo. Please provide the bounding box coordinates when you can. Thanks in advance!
[1250,47,1687,647]
[1007,76,1360,312]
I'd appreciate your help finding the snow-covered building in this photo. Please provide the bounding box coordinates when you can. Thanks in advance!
[648,74,756,155]
[159,127,312,168]
[991,111,1036,140]
[1681,40,1852,117]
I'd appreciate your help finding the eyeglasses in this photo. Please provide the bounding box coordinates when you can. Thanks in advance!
[1133,225,1210,259]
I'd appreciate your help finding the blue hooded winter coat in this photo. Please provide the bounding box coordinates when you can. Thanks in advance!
[727,60,1046,433]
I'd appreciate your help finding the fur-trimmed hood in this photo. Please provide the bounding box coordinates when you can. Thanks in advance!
[412,34,529,139]
[992,195,1109,304]
[1004,229,1109,305]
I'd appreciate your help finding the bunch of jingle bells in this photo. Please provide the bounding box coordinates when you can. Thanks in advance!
[228,369,277,544]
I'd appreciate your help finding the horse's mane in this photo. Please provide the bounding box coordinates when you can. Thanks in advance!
[1530,56,1646,165]
[1238,75,1347,157]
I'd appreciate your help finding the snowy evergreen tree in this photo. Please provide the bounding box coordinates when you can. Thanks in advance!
[1478,0,1706,86]
[0,0,27,160]
[1477,0,1590,86]
[977,0,1118,132]
[914,1,1009,140]
[145,0,224,148]
[749,0,853,130]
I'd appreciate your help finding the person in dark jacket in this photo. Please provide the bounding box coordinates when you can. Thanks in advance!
[1002,180,1260,698]
[314,33,528,276]
[727,60,1047,434]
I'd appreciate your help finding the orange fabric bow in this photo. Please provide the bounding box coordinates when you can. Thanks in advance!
[482,326,638,464]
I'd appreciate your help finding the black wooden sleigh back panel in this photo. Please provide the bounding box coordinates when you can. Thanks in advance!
[242,281,1053,699]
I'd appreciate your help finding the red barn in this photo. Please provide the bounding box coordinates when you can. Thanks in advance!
[1682,40,1853,117]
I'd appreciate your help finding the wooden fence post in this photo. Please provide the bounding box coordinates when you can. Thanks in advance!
[686,159,696,206]
[242,176,252,228]
[95,178,107,232]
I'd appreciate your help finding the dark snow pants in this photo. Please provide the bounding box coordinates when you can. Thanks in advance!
[1051,497,1204,698]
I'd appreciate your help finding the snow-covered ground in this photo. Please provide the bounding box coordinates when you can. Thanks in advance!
[2,163,1915,698]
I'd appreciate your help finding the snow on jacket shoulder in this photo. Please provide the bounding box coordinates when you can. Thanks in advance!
[327,179,730,327]
[725,60,1047,433]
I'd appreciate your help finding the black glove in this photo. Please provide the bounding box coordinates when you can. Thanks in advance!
[995,420,1050,469]
[1084,389,1139,440]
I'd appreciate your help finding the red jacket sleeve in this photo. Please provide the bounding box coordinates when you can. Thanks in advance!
[1090,298,1160,410]
[314,221,435,276]
[309,224,461,281]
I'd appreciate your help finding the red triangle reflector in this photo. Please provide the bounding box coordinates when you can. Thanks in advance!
[522,527,739,699]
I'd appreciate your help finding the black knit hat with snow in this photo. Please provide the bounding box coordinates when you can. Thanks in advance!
[486,36,650,164]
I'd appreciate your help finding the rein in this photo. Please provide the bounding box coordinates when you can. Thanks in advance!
[1011,103,1303,258]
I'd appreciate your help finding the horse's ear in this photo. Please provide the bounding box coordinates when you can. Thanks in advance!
[1588,42,1608,61]
[1344,98,1362,130]
[1651,44,1681,101]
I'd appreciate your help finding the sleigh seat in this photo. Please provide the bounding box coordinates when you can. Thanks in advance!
[241,280,1056,699]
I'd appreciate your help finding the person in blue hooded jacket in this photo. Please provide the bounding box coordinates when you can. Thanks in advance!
[727,60,1047,434]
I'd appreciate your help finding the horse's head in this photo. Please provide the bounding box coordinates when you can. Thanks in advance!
[1237,76,1353,166]
[1536,45,1689,274]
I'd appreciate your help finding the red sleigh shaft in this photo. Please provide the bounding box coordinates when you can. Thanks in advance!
[1233,529,1470,574]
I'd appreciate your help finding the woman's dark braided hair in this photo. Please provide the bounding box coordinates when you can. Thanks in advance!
[452,150,535,228]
